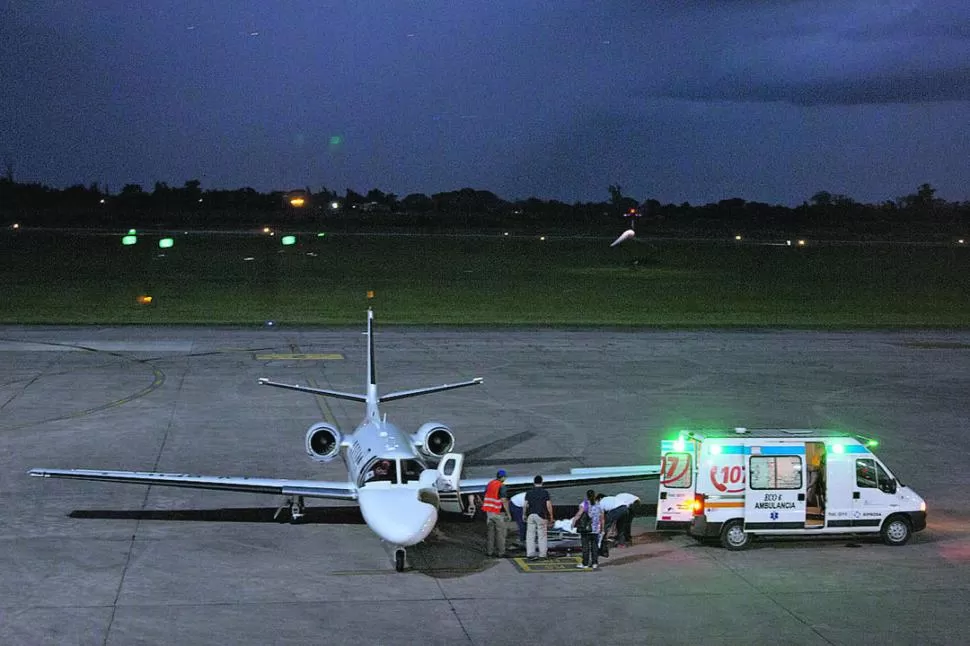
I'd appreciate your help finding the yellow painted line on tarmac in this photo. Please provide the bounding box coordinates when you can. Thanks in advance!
[255,353,344,360]
[511,555,587,573]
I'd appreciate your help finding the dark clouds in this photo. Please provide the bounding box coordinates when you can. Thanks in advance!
[1,0,969,205]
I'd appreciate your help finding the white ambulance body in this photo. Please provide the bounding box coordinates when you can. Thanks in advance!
[656,429,926,549]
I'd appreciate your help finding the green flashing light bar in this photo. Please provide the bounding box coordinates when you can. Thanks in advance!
[121,235,137,245]
[159,238,174,248]
[281,235,296,246]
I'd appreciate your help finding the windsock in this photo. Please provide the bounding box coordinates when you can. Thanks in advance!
[610,229,636,247]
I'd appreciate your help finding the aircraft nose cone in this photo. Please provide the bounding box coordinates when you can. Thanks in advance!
[358,487,438,546]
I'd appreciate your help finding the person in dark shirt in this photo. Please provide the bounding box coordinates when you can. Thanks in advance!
[522,475,554,560]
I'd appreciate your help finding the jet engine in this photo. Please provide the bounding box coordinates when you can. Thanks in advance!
[304,422,342,462]
[412,422,455,458]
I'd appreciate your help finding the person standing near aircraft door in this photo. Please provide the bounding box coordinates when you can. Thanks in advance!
[509,492,528,546]
[523,475,554,560]
[483,469,511,558]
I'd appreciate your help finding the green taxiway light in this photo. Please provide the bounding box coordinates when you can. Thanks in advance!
[159,238,174,248]
[317,232,326,237]
[121,235,137,246]
[281,235,296,246]
[128,229,137,235]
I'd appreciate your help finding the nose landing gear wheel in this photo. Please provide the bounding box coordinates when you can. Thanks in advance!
[395,549,406,572]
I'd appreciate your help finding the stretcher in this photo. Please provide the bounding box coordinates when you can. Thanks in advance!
[548,519,581,542]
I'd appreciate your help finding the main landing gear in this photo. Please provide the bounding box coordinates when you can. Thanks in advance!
[394,548,407,572]
[274,496,305,523]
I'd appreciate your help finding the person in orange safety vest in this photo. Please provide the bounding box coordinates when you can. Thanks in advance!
[483,469,511,557]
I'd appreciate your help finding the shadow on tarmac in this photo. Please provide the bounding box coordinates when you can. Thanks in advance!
[69,505,367,524]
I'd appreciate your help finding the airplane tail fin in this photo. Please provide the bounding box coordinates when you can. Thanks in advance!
[365,308,379,419]
[259,309,482,416]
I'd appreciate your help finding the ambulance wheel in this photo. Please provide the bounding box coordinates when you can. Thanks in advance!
[720,519,751,550]
[880,515,912,546]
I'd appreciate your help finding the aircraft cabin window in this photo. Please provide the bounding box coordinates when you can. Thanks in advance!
[363,459,398,485]
[400,459,424,483]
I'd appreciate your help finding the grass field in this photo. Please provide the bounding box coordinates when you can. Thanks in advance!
[2,230,969,326]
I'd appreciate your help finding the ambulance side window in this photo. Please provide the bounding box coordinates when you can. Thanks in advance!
[749,456,802,490]
[856,458,894,493]
[661,452,692,488]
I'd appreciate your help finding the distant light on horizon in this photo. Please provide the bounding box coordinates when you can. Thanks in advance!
[122,235,137,245]
[281,235,296,245]
[159,238,174,248]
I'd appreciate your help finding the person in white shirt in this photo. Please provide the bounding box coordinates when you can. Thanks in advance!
[600,492,640,546]
[509,491,527,545]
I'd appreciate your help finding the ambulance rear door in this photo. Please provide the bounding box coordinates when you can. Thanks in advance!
[744,444,807,532]
[656,438,696,530]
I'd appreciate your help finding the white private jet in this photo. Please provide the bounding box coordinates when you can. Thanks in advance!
[30,310,661,571]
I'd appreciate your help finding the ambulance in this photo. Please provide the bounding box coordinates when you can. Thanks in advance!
[656,428,927,549]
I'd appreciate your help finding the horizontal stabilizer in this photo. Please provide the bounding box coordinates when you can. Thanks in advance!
[381,377,483,403]
[258,378,366,403]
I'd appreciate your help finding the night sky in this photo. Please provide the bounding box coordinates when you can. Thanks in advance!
[2,1,969,205]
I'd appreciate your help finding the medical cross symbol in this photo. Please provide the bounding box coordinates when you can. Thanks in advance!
[769,512,779,521]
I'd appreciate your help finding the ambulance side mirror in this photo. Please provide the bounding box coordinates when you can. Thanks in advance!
[880,479,897,494]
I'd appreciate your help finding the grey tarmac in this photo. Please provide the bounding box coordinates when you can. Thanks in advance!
[1,325,969,645]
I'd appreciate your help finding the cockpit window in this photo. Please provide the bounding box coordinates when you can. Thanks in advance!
[401,459,424,483]
[363,458,398,485]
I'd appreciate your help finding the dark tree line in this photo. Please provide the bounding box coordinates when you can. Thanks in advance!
[1,177,967,240]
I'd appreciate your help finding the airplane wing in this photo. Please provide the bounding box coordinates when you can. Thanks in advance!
[458,464,661,495]
[28,468,358,501]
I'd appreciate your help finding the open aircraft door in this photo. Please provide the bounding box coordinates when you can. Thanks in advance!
[436,452,465,514]
[744,445,807,531]
[656,438,696,530]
